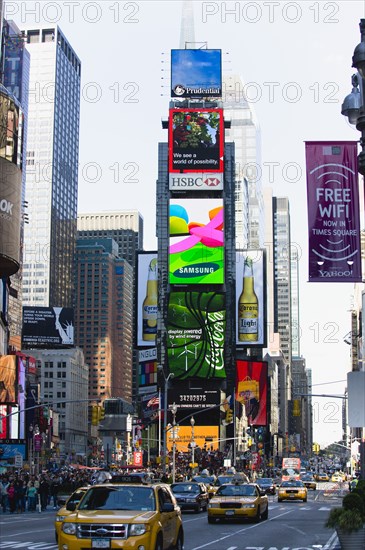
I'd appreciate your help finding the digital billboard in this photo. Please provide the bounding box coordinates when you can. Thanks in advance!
[0,355,17,404]
[236,360,268,426]
[169,109,224,173]
[169,199,224,285]
[167,425,219,452]
[236,250,266,347]
[22,307,74,347]
[171,49,222,98]
[137,252,158,347]
[167,291,225,379]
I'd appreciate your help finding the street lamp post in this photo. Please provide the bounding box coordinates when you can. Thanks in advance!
[341,23,365,479]
[171,403,177,483]
[157,365,174,475]
[190,416,195,470]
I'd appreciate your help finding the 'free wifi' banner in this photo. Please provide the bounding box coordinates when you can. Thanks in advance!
[305,141,361,282]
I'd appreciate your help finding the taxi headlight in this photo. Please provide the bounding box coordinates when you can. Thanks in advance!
[56,515,66,522]
[242,504,256,508]
[129,524,148,536]
[62,523,77,535]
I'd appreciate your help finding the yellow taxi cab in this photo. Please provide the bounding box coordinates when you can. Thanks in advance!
[58,474,184,550]
[300,474,317,491]
[314,472,329,482]
[192,473,217,499]
[207,481,268,524]
[278,480,308,502]
[55,486,89,542]
[331,472,346,482]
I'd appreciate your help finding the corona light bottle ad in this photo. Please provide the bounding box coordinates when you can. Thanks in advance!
[238,257,258,342]
[142,258,158,342]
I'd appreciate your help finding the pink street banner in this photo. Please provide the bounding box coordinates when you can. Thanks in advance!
[305,141,361,282]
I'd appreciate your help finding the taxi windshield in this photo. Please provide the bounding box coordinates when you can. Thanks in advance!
[216,485,257,497]
[171,483,200,493]
[281,481,304,488]
[78,486,156,511]
[193,476,215,484]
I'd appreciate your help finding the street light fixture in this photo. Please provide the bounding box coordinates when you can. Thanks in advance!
[157,365,174,475]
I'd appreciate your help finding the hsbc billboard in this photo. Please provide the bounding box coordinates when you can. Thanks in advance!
[169,173,223,191]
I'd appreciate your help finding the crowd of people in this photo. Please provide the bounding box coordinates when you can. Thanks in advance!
[0,469,92,514]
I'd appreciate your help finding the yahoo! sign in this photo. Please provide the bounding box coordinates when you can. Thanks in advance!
[305,141,361,282]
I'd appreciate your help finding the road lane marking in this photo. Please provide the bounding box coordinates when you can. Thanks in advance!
[323,530,339,549]
[190,510,293,550]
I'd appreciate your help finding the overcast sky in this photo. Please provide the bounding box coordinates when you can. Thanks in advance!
[8,0,365,447]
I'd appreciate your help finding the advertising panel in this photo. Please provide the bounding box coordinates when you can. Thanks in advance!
[167,425,219,452]
[169,199,224,284]
[305,141,361,282]
[0,355,17,404]
[168,386,221,410]
[169,172,223,191]
[171,49,222,98]
[236,360,268,426]
[0,440,26,459]
[236,250,266,346]
[169,109,224,173]
[0,405,7,439]
[137,252,158,347]
[140,391,160,423]
[22,307,74,347]
[167,291,225,379]
[139,360,157,388]
[0,155,22,277]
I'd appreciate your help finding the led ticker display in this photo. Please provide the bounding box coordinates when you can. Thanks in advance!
[171,49,222,98]
[169,199,224,285]
[169,109,224,173]
[167,291,225,380]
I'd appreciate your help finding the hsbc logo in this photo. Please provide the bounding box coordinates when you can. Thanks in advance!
[204,177,221,187]
[169,173,223,191]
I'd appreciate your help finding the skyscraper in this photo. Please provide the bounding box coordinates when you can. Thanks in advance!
[77,211,144,269]
[21,26,81,308]
[223,74,263,249]
[1,19,30,349]
[74,238,133,403]
[273,196,292,435]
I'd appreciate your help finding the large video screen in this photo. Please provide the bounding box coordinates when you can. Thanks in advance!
[236,250,266,347]
[171,49,222,98]
[0,355,17,405]
[169,199,224,285]
[22,307,74,347]
[236,360,268,426]
[169,109,224,173]
[167,291,225,379]
[137,252,158,347]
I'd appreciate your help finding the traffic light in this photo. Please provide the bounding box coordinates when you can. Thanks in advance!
[99,406,105,422]
[91,405,99,426]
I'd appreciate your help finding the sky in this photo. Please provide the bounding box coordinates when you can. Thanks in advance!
[7,0,365,447]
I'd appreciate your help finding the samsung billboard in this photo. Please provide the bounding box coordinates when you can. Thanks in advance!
[22,307,74,347]
[169,199,224,285]
[171,49,222,98]
[169,109,224,173]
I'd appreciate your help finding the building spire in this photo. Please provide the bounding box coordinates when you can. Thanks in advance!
[179,0,195,49]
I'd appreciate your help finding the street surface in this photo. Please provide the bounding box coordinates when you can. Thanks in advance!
[0,483,345,550]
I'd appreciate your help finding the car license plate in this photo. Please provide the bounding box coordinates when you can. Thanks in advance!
[289,495,295,498]
[92,540,110,548]
[225,510,235,516]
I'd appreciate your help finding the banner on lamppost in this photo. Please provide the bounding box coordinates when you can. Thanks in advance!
[305,141,361,282]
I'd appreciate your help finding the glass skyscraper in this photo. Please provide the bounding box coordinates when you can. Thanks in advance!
[21,26,81,308]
